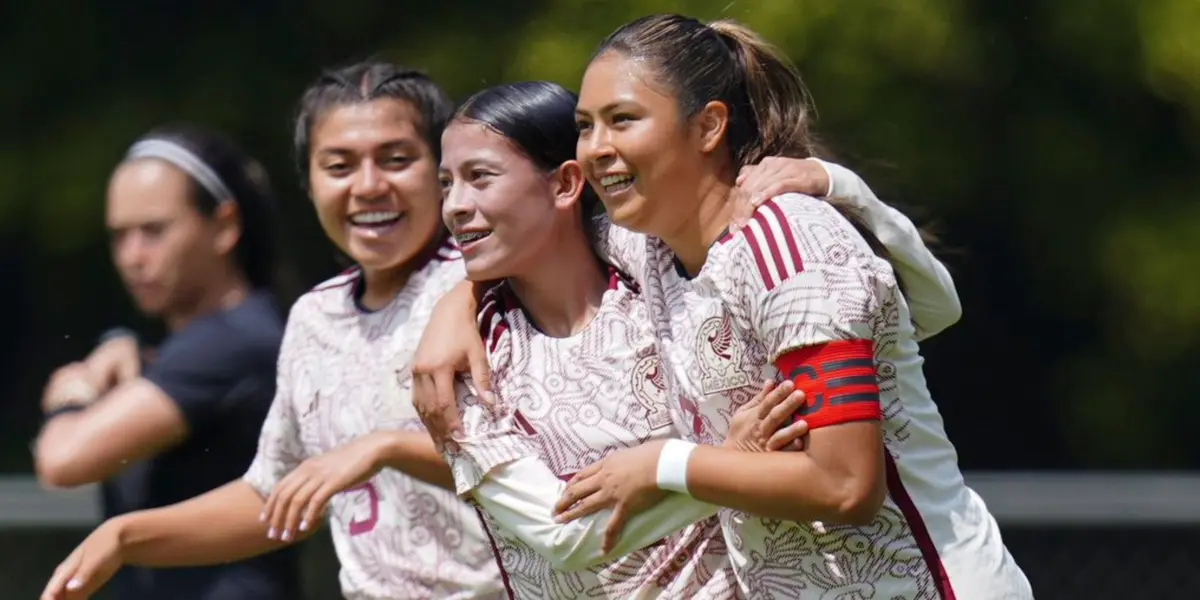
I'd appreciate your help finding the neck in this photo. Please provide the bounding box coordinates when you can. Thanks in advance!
[165,268,251,331]
[507,224,608,338]
[660,164,737,277]
[359,235,443,311]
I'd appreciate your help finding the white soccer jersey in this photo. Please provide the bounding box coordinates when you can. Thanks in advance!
[599,193,1030,599]
[445,267,740,599]
[244,239,505,600]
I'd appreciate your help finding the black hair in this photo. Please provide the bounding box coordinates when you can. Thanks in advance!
[453,81,601,228]
[292,60,455,182]
[594,14,908,276]
[594,14,820,168]
[133,124,279,291]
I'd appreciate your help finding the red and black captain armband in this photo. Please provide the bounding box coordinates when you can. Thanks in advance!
[774,339,882,429]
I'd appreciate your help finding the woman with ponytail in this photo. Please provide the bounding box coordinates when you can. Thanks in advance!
[554,14,1032,599]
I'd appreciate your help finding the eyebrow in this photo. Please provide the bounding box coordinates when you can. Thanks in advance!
[314,139,422,156]
[442,156,504,173]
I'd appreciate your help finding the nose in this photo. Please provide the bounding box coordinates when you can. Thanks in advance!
[440,179,473,229]
[113,231,148,275]
[578,124,617,170]
[350,161,390,200]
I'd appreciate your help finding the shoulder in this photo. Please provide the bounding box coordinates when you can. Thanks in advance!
[155,296,283,370]
[720,194,888,290]
[301,268,361,305]
[420,251,467,299]
[476,282,514,355]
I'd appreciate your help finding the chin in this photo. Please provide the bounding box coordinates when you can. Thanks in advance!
[463,261,505,283]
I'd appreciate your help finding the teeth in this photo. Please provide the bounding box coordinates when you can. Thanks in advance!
[600,174,633,188]
[455,231,491,244]
[349,211,400,225]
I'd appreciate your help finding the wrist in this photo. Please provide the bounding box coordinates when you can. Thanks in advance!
[108,514,135,563]
[367,431,401,473]
[655,439,697,495]
[44,378,98,412]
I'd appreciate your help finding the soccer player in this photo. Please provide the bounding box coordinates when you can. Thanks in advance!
[435,81,814,598]
[33,125,300,600]
[411,14,1028,599]
[40,62,504,600]
[556,14,1031,599]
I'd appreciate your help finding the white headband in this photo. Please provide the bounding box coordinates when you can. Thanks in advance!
[125,139,234,203]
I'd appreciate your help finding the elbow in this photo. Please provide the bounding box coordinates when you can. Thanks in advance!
[542,539,594,572]
[942,294,964,329]
[36,451,92,489]
[528,529,598,572]
[830,477,887,526]
[548,554,586,572]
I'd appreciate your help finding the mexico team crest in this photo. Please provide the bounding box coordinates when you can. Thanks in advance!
[630,349,673,428]
[695,313,751,395]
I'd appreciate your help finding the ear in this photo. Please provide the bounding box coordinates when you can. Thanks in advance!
[694,101,730,154]
[210,201,243,257]
[551,160,586,211]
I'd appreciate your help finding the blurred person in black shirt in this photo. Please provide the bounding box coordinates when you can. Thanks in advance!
[33,125,300,600]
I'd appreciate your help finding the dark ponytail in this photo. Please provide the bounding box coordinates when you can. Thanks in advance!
[594,14,900,269]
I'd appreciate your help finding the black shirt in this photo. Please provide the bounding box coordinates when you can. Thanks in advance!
[102,291,300,600]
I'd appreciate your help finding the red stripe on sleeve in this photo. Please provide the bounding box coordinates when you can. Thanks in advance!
[774,339,881,429]
[763,200,804,272]
[742,226,776,291]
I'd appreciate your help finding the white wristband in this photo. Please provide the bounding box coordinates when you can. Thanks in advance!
[656,439,697,495]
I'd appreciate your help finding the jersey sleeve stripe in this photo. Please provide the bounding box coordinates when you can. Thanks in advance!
[764,200,805,273]
[774,339,881,429]
[742,224,777,290]
[742,200,806,291]
[477,295,507,353]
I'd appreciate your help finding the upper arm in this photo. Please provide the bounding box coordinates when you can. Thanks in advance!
[817,159,961,339]
[735,199,889,499]
[737,198,892,428]
[36,378,189,487]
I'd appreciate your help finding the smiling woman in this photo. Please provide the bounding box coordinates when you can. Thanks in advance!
[296,69,454,310]
[38,62,506,600]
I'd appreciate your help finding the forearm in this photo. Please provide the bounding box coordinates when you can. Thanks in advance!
[117,480,300,567]
[374,431,455,490]
[35,415,114,487]
[820,159,961,338]
[684,445,884,525]
[473,456,717,571]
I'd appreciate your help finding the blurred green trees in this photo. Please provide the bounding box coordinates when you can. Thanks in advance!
[1,0,1196,470]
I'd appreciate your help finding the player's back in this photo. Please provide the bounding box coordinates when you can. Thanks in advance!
[283,242,504,600]
[458,268,737,599]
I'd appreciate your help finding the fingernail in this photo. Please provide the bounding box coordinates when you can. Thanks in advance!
[66,578,82,590]
[282,530,292,541]
[299,520,309,532]
[267,527,277,539]
[259,512,266,522]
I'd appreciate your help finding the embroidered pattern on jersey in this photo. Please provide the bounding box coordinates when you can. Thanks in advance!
[636,196,951,599]
[244,242,505,600]
[449,267,737,599]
